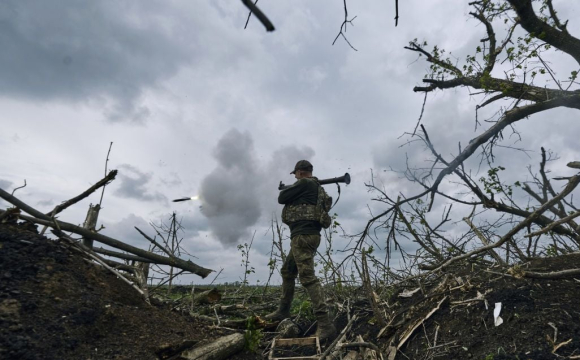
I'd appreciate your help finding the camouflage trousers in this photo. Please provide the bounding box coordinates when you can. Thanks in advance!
[280,234,321,287]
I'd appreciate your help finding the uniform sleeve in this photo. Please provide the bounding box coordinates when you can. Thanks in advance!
[278,179,308,204]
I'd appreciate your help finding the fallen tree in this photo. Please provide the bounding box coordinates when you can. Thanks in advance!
[0,184,213,279]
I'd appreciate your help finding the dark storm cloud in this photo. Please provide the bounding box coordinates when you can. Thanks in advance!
[114,164,167,203]
[0,0,190,122]
[199,129,261,246]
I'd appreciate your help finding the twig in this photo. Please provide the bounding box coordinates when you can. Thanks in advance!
[524,210,580,237]
[412,93,428,136]
[11,180,26,196]
[397,296,448,350]
[135,226,176,259]
[210,268,224,286]
[244,0,258,29]
[321,314,358,359]
[99,142,113,207]
[56,231,148,302]
[240,0,275,31]
[332,0,358,51]
[463,217,507,265]
[45,170,117,217]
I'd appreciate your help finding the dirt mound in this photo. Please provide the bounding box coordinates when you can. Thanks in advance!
[368,257,580,359]
[2,220,580,360]
[0,223,225,360]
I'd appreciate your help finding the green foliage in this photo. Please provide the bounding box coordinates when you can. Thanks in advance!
[237,242,255,286]
[291,298,315,321]
[244,316,263,352]
[411,0,574,92]
[546,244,558,257]
[479,166,514,197]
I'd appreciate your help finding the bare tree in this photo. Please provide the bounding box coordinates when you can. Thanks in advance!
[346,0,580,277]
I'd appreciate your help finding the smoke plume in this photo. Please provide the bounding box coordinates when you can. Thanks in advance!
[199,129,316,246]
[199,129,261,245]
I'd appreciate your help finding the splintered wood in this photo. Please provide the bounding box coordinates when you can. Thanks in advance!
[269,337,321,360]
[397,296,447,350]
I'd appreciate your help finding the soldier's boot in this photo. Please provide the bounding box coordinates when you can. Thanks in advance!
[305,282,337,343]
[315,314,337,343]
[264,279,295,321]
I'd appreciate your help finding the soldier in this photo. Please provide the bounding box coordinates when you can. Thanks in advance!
[265,160,337,342]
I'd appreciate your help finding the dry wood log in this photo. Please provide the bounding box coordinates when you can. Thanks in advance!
[193,288,222,305]
[135,262,150,289]
[190,313,265,329]
[81,204,100,249]
[519,268,580,279]
[93,247,153,263]
[44,170,117,217]
[397,296,447,350]
[177,333,245,360]
[101,258,137,273]
[0,192,213,278]
[156,340,198,360]
[275,318,301,339]
[217,304,247,313]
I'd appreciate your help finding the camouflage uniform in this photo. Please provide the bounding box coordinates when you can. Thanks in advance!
[280,234,325,315]
[266,164,336,341]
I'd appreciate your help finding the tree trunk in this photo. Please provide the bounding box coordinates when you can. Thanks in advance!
[81,204,100,249]
[193,288,222,305]
[178,333,245,360]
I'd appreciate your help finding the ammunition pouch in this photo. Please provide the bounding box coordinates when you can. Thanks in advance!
[281,180,332,229]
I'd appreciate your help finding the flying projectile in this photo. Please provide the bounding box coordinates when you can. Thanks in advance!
[172,196,199,202]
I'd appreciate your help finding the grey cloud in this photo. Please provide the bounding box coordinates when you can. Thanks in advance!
[159,172,183,187]
[0,0,191,122]
[199,129,261,246]
[178,213,209,238]
[0,179,13,190]
[0,179,13,208]
[36,199,55,207]
[114,164,167,203]
[102,213,151,249]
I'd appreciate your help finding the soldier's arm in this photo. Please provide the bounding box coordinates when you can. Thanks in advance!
[278,179,307,204]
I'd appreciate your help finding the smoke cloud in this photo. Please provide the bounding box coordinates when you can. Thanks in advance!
[199,129,261,245]
[199,129,316,246]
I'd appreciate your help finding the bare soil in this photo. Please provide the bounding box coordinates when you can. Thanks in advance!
[0,222,226,360]
[367,256,580,360]
[2,220,580,360]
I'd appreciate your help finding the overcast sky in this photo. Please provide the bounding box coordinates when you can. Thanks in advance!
[1,0,579,284]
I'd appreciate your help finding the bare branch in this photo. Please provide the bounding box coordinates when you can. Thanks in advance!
[508,0,580,65]
[240,0,275,32]
[46,170,117,217]
[11,180,26,196]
